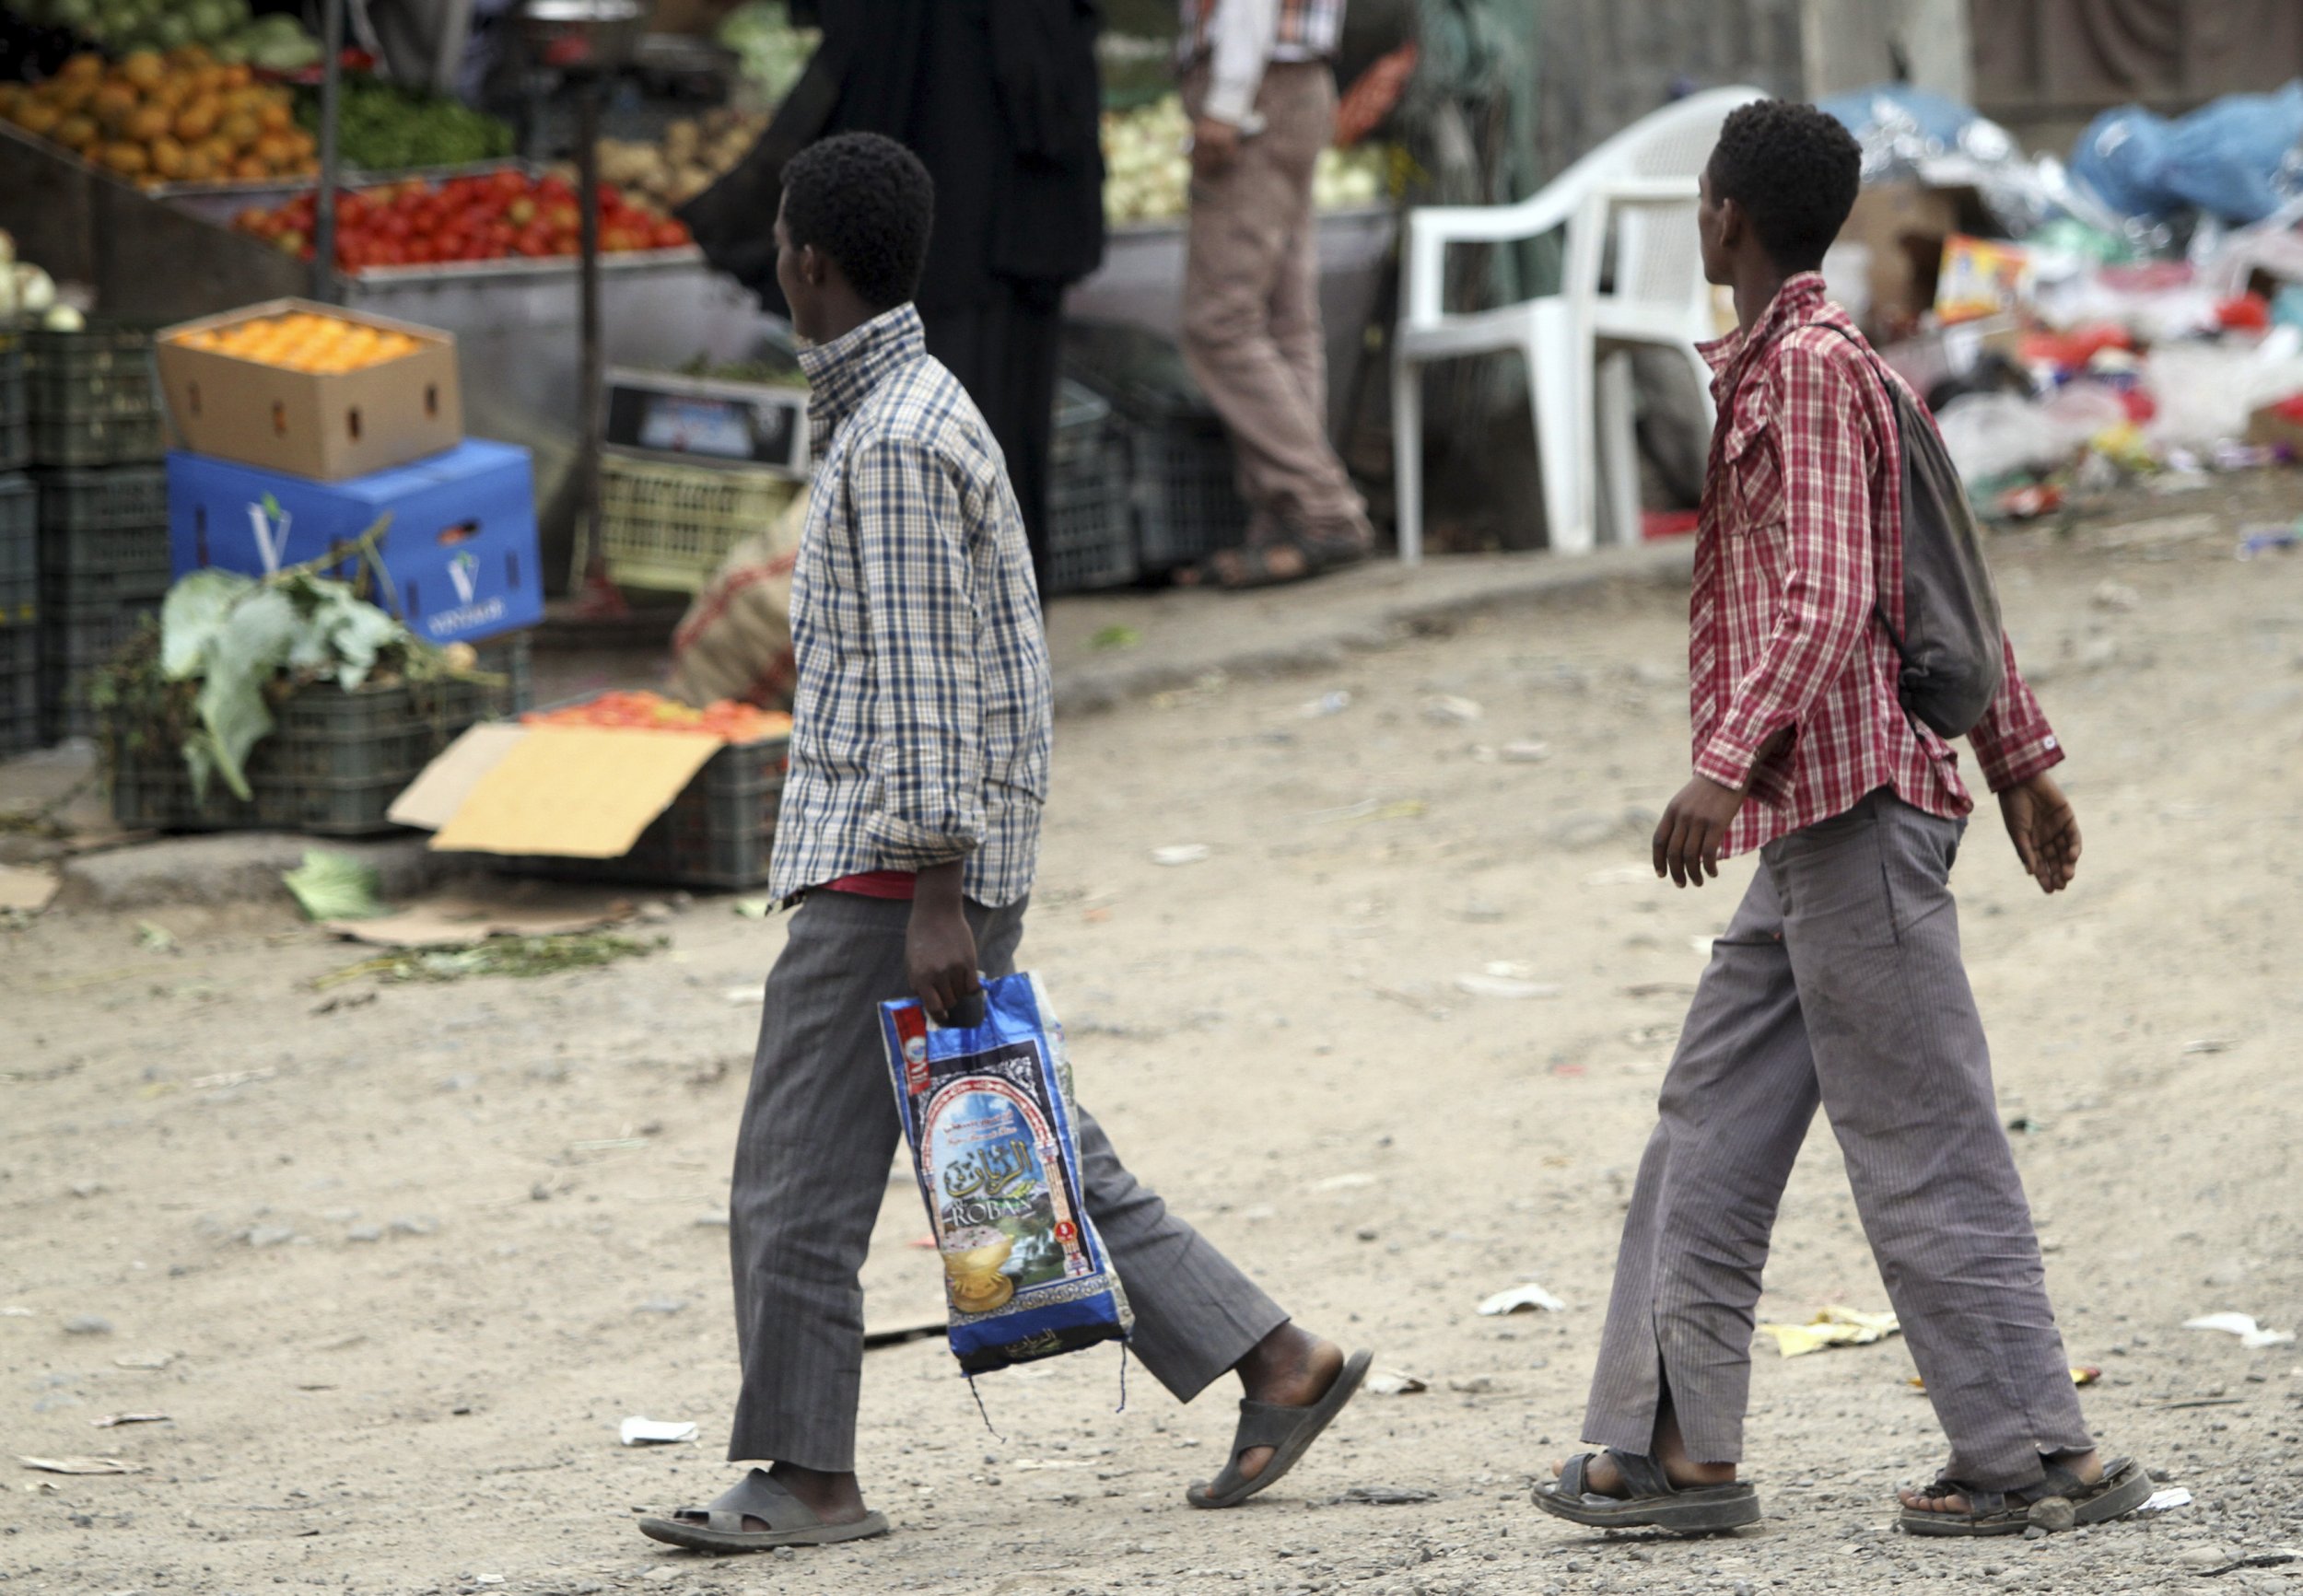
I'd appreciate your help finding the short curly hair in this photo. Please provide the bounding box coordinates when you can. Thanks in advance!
[781,133,935,310]
[1708,99,1862,273]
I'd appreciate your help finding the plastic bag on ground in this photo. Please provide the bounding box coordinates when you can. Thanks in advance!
[880,973,1133,1375]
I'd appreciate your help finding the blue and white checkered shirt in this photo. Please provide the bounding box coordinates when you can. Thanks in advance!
[767,304,1053,907]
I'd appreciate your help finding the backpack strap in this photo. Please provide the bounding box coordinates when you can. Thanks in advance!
[1813,322,1916,664]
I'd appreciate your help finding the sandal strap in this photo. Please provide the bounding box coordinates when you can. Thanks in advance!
[1556,1454,1594,1497]
[1230,1399,1307,1455]
[1607,1450,1673,1499]
[705,1468,823,1533]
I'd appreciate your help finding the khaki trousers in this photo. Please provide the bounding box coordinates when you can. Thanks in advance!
[1182,62,1371,544]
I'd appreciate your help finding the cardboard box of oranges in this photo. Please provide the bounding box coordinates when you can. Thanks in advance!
[157,297,462,481]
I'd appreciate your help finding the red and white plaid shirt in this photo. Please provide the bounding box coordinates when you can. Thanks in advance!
[1690,273,2064,858]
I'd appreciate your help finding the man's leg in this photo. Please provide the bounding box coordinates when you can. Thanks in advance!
[1771,793,2095,1494]
[1578,864,1822,1474]
[725,894,920,1485]
[982,918,1350,1490]
[719,892,1030,1523]
[1182,64,1366,541]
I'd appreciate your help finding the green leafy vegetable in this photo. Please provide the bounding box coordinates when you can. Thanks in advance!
[283,850,387,921]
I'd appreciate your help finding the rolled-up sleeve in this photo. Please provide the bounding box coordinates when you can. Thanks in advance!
[1966,631,2065,792]
[850,436,987,868]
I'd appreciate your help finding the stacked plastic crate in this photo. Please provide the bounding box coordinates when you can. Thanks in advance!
[25,323,170,742]
[0,331,33,753]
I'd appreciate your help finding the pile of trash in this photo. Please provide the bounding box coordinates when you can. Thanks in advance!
[1819,81,2303,522]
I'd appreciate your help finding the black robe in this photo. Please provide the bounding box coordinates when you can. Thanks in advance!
[684,0,1107,589]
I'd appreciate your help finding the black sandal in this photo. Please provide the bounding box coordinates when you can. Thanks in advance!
[1179,534,1370,591]
[1533,1450,1762,1533]
[1899,1454,2152,1538]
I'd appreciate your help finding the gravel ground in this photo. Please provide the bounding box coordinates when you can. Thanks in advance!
[4,478,2301,1595]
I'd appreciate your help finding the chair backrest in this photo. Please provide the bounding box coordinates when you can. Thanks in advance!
[1550,87,1768,201]
[1570,89,1768,335]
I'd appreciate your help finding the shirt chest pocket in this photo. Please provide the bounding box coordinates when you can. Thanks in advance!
[1717,404,1784,534]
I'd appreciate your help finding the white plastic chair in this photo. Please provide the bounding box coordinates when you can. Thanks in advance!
[1391,86,1767,563]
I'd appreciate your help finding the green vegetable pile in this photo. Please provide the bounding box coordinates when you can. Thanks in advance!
[16,0,322,68]
[93,541,484,803]
[301,76,514,172]
[717,1,817,106]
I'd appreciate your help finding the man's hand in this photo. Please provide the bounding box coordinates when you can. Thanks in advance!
[906,861,978,1022]
[1190,116,1242,180]
[1654,775,1747,889]
[1999,773,2080,894]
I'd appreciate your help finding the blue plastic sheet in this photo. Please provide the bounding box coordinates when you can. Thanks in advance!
[2072,81,2303,225]
[880,972,1132,1376]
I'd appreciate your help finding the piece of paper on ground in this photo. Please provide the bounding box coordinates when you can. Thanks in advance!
[1758,1305,1901,1357]
[0,863,59,914]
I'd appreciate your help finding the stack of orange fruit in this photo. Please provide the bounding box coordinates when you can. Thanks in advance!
[174,312,426,374]
[0,47,318,187]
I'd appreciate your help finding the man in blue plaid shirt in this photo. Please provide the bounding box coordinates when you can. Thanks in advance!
[638,133,1369,1556]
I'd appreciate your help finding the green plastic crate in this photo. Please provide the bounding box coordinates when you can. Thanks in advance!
[38,595,157,742]
[0,332,26,474]
[0,472,33,584]
[1045,382,1137,595]
[35,466,171,600]
[24,325,163,469]
[104,670,514,836]
[0,623,35,756]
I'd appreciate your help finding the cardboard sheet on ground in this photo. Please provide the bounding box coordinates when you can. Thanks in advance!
[430,728,721,859]
[387,722,531,831]
[323,888,637,947]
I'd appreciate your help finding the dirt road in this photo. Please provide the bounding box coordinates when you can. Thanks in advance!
[5,485,2302,1595]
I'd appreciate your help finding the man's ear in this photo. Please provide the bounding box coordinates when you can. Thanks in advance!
[798,242,824,286]
[1715,195,1745,255]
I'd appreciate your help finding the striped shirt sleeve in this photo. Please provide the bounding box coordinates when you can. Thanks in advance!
[1966,632,2065,793]
[850,435,988,868]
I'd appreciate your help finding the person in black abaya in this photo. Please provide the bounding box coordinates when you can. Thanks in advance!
[682,0,1106,593]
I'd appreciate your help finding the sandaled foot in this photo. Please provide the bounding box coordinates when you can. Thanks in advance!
[637,1467,891,1554]
[1534,1450,1761,1533]
[1898,1450,2152,1537]
[1181,533,1369,590]
[1186,1342,1372,1509]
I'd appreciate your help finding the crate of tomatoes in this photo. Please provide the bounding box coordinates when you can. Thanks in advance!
[231,168,693,274]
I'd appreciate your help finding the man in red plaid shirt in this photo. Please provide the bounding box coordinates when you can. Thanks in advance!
[1534,100,2153,1541]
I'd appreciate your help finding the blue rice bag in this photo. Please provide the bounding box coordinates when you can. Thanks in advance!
[880,972,1132,1375]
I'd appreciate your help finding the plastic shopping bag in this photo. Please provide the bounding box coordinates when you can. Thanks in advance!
[880,972,1132,1375]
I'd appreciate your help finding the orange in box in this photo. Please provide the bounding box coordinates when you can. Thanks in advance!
[157,297,462,482]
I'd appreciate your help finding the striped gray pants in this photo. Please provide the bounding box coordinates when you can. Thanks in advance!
[726,891,1287,1474]
[1582,789,2094,1490]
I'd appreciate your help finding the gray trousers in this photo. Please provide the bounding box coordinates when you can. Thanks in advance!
[727,891,1288,1473]
[1582,789,2094,1490]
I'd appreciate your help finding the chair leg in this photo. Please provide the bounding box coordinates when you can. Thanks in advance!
[1391,355,1423,566]
[1527,333,1592,553]
[1596,348,1640,547]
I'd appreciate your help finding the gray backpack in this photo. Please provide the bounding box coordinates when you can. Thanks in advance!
[1827,327,2005,739]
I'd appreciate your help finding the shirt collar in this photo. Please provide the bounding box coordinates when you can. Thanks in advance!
[1697,270,1831,388]
[798,303,927,432]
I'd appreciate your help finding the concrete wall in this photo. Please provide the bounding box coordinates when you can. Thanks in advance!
[1534,0,1806,179]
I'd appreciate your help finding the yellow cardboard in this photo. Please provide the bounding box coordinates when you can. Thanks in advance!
[387,721,530,832]
[430,728,721,858]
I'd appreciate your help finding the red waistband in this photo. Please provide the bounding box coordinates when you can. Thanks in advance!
[819,870,918,901]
